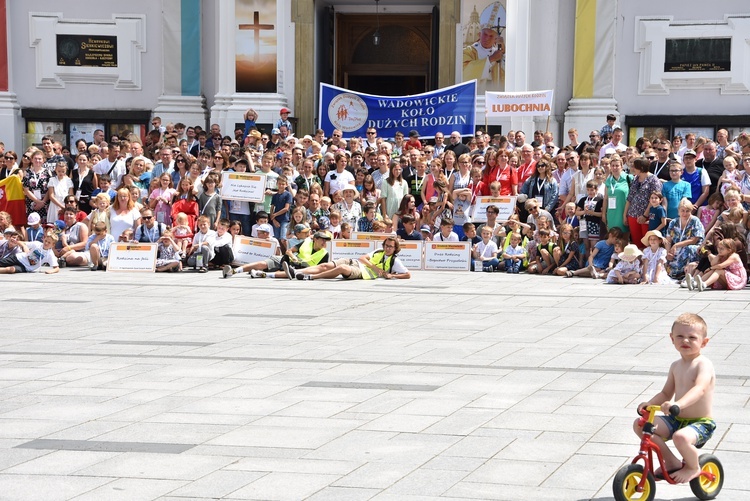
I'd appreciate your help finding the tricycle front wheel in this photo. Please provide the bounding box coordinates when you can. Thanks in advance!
[613,464,655,501]
[690,454,724,500]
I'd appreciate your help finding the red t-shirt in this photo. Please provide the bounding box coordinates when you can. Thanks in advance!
[517,161,537,186]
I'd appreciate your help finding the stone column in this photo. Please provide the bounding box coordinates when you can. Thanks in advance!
[153,0,208,129]
[0,0,23,151]
[438,0,459,89]
[563,0,618,139]
[292,0,314,134]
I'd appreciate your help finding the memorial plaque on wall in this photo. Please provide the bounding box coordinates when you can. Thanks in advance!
[664,38,730,72]
[57,35,118,67]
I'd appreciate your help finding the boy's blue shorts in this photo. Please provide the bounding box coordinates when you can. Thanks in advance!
[659,415,716,448]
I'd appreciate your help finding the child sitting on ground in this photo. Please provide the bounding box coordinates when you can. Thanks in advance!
[607,239,625,274]
[527,229,557,275]
[691,238,747,291]
[0,231,60,274]
[634,313,715,484]
[155,229,183,272]
[472,226,499,272]
[86,222,115,271]
[606,244,643,284]
[187,215,216,272]
[172,212,194,254]
[501,231,527,274]
[433,217,458,242]
[571,227,624,278]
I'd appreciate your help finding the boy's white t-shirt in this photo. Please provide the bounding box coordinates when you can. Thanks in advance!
[17,241,58,271]
[475,240,498,259]
[504,244,526,257]
[433,231,458,242]
[192,229,217,247]
[213,232,233,248]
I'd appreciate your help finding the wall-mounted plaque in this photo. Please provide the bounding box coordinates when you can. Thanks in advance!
[57,35,118,67]
[664,38,730,72]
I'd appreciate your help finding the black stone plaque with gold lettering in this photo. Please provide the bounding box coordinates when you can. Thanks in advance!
[664,38,730,72]
[57,35,118,67]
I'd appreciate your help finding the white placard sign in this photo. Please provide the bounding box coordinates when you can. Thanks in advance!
[471,196,517,223]
[330,240,375,261]
[397,241,424,270]
[221,172,266,203]
[106,243,157,272]
[232,236,278,265]
[485,90,554,117]
[423,242,471,271]
[353,232,396,242]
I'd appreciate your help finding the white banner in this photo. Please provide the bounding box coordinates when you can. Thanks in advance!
[221,172,266,203]
[423,242,471,271]
[106,243,157,272]
[485,90,553,117]
[232,236,278,265]
[353,232,396,242]
[330,240,375,262]
[471,196,516,223]
[397,240,424,270]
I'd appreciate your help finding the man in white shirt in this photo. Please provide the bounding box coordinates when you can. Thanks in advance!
[93,141,126,187]
[432,132,446,158]
[599,127,627,160]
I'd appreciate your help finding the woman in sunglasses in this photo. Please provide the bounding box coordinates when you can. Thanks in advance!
[0,151,17,180]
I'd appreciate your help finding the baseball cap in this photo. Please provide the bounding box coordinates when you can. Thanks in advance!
[683,149,697,157]
[313,231,332,240]
[257,223,273,234]
[280,107,291,115]
[317,216,331,230]
[271,128,281,135]
[293,223,310,234]
[420,224,432,233]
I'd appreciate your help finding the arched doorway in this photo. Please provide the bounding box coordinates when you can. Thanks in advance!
[336,14,434,96]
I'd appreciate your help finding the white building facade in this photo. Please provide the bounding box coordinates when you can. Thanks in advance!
[0,0,748,151]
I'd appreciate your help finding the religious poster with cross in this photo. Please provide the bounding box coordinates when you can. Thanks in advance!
[236,0,276,93]
[461,1,507,93]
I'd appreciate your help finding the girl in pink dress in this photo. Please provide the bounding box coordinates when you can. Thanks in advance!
[694,238,747,291]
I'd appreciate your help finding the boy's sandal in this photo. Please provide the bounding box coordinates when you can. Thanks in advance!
[199,267,208,273]
[565,271,573,278]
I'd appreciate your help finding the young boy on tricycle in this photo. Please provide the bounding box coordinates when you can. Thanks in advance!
[633,312,716,484]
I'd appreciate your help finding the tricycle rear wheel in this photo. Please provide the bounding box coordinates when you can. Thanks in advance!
[690,454,724,500]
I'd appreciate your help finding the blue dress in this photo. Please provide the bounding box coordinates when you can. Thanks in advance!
[665,216,704,278]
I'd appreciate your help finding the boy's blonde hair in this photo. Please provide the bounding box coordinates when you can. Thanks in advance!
[672,313,708,338]
[94,193,110,206]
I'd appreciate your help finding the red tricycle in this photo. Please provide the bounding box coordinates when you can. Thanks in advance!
[612,405,723,501]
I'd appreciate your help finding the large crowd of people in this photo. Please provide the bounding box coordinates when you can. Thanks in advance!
[0,110,748,289]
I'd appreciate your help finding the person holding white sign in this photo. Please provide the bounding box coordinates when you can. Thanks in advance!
[223,230,329,279]
[296,236,410,281]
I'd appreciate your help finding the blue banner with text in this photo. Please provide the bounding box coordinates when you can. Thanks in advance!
[318,81,477,140]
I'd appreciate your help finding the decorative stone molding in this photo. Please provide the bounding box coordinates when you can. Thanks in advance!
[634,15,750,95]
[28,12,146,90]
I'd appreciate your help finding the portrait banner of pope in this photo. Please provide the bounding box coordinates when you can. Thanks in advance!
[462,1,506,93]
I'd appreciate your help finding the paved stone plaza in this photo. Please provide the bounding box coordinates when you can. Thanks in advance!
[0,269,748,500]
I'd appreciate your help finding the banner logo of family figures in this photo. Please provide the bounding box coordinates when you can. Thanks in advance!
[328,93,369,132]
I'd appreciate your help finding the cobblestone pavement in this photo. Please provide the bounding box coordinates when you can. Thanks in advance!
[0,269,747,500]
